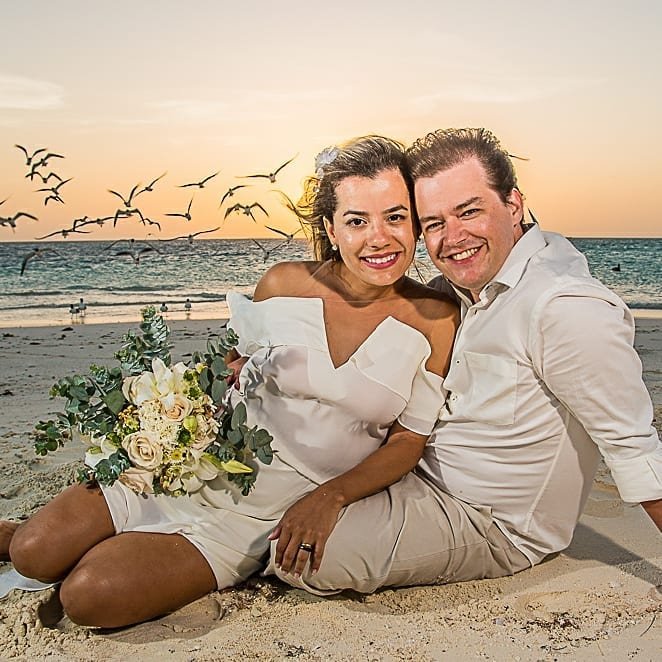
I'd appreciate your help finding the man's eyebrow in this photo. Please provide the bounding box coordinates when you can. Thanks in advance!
[454,196,482,212]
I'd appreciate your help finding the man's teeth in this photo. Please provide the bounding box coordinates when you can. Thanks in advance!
[450,247,479,261]
[364,253,397,264]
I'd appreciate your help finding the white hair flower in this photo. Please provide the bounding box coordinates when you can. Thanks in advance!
[314,146,340,179]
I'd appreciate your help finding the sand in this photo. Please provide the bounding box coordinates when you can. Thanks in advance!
[0,318,660,661]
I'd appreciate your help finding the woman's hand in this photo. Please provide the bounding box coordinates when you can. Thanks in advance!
[268,486,344,577]
[224,348,248,390]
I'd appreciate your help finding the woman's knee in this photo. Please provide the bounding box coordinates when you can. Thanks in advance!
[59,565,116,627]
[9,525,64,583]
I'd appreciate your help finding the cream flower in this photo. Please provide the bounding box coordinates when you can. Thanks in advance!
[189,414,218,450]
[119,467,155,494]
[159,393,193,422]
[122,430,163,470]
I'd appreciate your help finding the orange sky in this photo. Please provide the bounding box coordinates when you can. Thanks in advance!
[1,1,661,241]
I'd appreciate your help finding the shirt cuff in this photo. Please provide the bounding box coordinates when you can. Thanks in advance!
[604,447,662,503]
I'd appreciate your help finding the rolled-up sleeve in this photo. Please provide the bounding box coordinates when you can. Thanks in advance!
[534,295,662,503]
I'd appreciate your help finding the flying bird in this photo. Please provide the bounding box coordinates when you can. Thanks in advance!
[1,211,38,230]
[219,184,250,207]
[26,169,63,184]
[224,202,268,223]
[179,171,220,189]
[35,226,92,240]
[250,238,288,263]
[162,227,220,244]
[165,197,194,221]
[115,246,157,265]
[240,156,296,183]
[15,145,47,166]
[265,224,303,243]
[20,247,58,276]
[36,177,72,195]
[32,152,65,169]
[108,184,141,208]
[135,172,167,198]
[44,193,65,206]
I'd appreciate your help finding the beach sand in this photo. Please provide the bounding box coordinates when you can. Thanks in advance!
[0,318,660,660]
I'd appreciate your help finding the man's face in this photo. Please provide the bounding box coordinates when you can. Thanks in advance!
[414,157,523,301]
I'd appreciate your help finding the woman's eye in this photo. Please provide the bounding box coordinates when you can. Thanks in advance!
[387,213,406,223]
[346,217,365,227]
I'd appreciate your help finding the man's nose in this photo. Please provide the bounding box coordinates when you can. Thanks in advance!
[443,217,467,246]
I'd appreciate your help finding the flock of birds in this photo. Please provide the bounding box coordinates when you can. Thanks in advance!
[2,145,306,275]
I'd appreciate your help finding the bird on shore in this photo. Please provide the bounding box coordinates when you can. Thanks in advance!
[78,298,87,316]
[166,197,194,222]
[15,145,46,166]
[219,184,250,206]
[162,227,220,245]
[179,171,220,189]
[115,246,156,265]
[20,247,58,275]
[35,226,92,240]
[1,211,38,230]
[135,172,167,198]
[224,202,268,223]
[108,184,141,208]
[240,156,296,183]
[184,298,192,314]
[159,302,168,314]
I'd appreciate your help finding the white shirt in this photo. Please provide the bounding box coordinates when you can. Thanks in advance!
[420,225,662,564]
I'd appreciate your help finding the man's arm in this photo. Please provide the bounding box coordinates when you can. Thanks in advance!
[536,295,662,531]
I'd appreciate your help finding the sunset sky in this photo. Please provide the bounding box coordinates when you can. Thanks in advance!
[1,0,660,241]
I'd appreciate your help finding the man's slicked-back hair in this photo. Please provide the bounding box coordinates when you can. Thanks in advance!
[406,128,518,203]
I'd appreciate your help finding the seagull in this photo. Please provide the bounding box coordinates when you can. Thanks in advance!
[0,197,8,207]
[14,145,47,166]
[265,224,303,243]
[32,152,65,169]
[75,215,113,229]
[103,237,162,253]
[134,172,167,198]
[184,298,192,313]
[35,226,92,240]
[159,302,168,313]
[179,171,220,189]
[1,211,38,230]
[611,263,621,273]
[44,193,65,206]
[250,238,286,263]
[219,184,250,207]
[20,247,58,276]
[27,169,63,184]
[165,197,194,222]
[240,156,296,183]
[36,177,72,195]
[115,246,156,265]
[108,184,141,208]
[162,227,220,244]
[224,202,268,223]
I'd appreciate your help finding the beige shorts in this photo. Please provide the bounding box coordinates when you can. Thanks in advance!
[267,470,530,595]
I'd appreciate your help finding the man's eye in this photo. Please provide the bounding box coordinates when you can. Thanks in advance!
[461,208,479,218]
[423,220,444,232]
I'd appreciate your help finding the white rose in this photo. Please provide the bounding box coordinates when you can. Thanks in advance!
[159,393,193,422]
[119,467,155,495]
[121,431,163,470]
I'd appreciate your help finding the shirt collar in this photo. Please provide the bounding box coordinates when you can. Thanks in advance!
[447,223,546,307]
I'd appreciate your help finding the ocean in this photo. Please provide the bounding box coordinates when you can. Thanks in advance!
[0,237,660,327]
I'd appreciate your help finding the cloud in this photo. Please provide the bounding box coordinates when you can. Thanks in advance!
[0,74,64,110]
[410,71,604,109]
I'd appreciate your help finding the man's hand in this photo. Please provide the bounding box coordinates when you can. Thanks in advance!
[641,498,662,531]
[268,486,345,577]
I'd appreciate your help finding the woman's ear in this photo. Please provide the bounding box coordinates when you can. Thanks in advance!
[323,216,336,245]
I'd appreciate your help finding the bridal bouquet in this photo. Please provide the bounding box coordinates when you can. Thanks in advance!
[33,307,273,496]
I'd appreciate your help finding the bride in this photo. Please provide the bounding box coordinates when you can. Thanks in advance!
[0,136,458,627]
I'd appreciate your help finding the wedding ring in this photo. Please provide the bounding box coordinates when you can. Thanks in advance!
[298,542,314,553]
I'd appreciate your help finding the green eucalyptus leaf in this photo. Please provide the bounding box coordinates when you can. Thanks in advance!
[103,388,126,415]
[230,402,247,429]
[211,378,227,404]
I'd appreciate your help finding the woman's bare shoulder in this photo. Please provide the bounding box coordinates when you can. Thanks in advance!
[253,261,322,301]
[399,277,458,319]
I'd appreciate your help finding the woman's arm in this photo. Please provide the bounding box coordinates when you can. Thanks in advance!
[269,421,427,577]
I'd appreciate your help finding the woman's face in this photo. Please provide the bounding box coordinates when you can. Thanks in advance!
[324,168,416,294]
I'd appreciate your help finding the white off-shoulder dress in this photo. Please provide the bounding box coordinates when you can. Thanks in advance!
[101,292,521,593]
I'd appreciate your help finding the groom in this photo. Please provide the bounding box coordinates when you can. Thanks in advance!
[406,128,661,571]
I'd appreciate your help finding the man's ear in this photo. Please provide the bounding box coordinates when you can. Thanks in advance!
[506,188,524,227]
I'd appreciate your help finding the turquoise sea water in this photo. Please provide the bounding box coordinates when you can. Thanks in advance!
[0,237,659,327]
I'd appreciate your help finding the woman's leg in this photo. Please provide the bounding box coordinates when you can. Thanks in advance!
[0,520,19,561]
[8,482,116,582]
[59,531,216,627]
